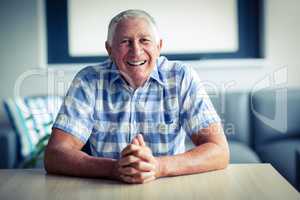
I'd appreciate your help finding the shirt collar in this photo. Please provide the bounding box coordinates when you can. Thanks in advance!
[109,61,123,85]
[148,61,165,87]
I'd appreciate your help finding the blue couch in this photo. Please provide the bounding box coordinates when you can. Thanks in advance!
[251,88,300,191]
[1,88,299,190]
[297,149,300,191]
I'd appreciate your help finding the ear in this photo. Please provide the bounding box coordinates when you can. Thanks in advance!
[105,41,112,56]
[157,39,163,53]
[159,39,163,50]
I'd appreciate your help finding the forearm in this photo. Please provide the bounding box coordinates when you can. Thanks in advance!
[157,142,229,177]
[44,146,117,179]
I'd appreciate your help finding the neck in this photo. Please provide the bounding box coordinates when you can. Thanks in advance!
[121,75,148,90]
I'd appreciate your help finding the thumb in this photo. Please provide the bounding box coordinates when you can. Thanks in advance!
[132,138,139,145]
[137,134,146,146]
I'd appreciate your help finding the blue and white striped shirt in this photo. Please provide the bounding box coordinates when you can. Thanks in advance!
[53,56,220,159]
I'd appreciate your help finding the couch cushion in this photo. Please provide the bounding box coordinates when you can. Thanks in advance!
[252,88,300,147]
[209,91,251,145]
[256,139,300,188]
[228,141,260,163]
[3,96,62,158]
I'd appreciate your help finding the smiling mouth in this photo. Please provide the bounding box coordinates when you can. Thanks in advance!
[126,60,147,66]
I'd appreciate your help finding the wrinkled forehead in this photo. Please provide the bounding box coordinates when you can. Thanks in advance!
[116,17,153,31]
[112,17,159,42]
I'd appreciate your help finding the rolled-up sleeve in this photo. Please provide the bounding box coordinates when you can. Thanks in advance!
[52,67,96,143]
[179,66,220,137]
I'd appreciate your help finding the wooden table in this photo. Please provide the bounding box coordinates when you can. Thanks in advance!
[0,164,299,200]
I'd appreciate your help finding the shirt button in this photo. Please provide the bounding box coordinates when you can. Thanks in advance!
[158,124,166,132]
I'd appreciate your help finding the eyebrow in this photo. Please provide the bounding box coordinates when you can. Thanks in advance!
[139,34,151,37]
[119,33,152,39]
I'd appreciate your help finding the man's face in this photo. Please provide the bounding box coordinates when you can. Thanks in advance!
[106,17,162,88]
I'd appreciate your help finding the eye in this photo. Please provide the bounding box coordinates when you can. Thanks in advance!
[141,38,151,43]
[120,39,130,45]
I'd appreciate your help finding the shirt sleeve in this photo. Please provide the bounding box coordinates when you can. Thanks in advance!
[52,67,96,143]
[179,66,221,137]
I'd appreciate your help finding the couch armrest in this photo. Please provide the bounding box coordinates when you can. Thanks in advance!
[0,130,17,168]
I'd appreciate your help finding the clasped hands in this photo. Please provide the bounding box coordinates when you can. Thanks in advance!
[113,134,160,184]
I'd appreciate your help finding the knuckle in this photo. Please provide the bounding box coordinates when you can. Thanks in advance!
[135,177,143,183]
[135,150,142,157]
[123,176,133,183]
[135,173,143,179]
[128,144,137,151]
[129,167,136,174]
[127,156,133,163]
[128,155,136,163]
[125,156,131,163]
[136,162,142,169]
[131,162,138,169]
[128,144,134,149]
[121,167,128,173]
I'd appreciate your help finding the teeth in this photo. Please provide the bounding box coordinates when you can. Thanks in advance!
[127,60,146,66]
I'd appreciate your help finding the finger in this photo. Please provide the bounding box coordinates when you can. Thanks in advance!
[137,134,146,146]
[142,175,156,184]
[131,160,155,171]
[120,175,142,184]
[118,166,139,176]
[134,149,154,162]
[120,171,155,184]
[121,144,140,157]
[120,175,133,183]
[135,171,155,180]
[132,138,139,145]
[134,171,155,180]
[119,155,140,166]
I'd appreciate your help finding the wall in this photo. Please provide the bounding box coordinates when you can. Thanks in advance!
[192,0,300,92]
[0,0,300,125]
[264,0,300,86]
[0,0,39,98]
[0,0,43,126]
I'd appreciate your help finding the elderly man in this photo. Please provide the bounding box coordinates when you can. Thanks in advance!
[44,9,229,184]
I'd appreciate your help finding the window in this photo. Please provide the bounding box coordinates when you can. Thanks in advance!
[46,0,263,64]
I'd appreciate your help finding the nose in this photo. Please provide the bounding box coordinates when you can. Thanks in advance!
[130,41,143,56]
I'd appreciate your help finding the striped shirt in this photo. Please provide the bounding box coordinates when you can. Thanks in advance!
[53,56,220,159]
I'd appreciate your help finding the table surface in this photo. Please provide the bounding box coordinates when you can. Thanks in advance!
[0,164,299,200]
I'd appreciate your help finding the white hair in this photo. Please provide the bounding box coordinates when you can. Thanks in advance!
[106,9,160,45]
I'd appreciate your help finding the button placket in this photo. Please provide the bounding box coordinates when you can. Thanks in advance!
[128,89,139,143]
